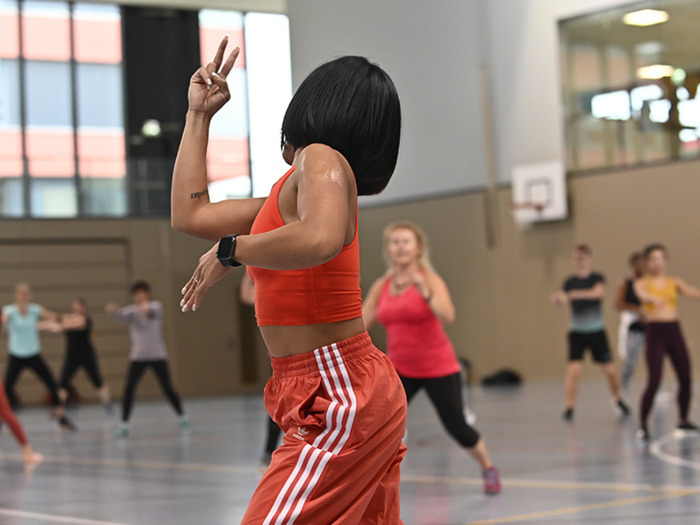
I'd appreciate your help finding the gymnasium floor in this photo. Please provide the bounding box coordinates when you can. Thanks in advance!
[1,380,699,524]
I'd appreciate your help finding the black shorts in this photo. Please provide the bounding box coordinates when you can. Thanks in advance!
[568,330,612,363]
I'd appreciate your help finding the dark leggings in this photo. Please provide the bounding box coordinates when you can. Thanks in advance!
[640,322,692,426]
[0,381,28,445]
[265,415,282,455]
[121,360,183,423]
[4,355,61,408]
[401,372,480,448]
[59,350,103,390]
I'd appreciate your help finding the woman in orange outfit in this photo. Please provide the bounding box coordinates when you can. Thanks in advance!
[172,38,406,524]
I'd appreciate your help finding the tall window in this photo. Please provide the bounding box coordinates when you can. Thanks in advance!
[199,9,291,202]
[0,1,291,217]
[0,0,125,217]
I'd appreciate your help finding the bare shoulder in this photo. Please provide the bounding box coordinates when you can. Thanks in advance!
[425,270,447,285]
[670,275,686,287]
[365,275,389,303]
[296,144,353,184]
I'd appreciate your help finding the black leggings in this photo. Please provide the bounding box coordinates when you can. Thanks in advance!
[59,349,103,390]
[4,354,61,408]
[121,360,184,423]
[401,372,480,448]
[265,415,282,455]
[640,321,692,426]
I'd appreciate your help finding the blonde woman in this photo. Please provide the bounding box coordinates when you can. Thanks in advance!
[363,221,501,495]
[1,283,75,431]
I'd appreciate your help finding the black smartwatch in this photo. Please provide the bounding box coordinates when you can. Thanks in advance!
[216,234,241,267]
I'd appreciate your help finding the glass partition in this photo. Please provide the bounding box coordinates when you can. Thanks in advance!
[560,0,700,173]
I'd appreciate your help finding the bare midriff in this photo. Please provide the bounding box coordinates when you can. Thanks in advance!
[260,317,366,358]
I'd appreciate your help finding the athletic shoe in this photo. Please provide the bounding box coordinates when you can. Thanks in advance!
[562,408,574,421]
[674,421,700,437]
[636,426,651,442]
[482,466,501,495]
[57,415,77,431]
[104,402,114,416]
[612,398,631,417]
[179,419,191,434]
[115,424,129,438]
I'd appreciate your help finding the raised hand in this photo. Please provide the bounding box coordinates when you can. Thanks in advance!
[188,36,240,116]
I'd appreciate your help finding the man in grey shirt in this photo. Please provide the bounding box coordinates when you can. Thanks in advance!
[106,281,188,437]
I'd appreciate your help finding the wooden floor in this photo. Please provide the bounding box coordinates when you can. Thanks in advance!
[1,380,699,524]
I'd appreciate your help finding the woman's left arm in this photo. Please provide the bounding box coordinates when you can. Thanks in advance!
[418,272,456,324]
[180,145,352,312]
[674,277,700,300]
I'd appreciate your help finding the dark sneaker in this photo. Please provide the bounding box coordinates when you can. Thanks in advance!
[674,421,699,437]
[57,415,77,431]
[636,426,651,442]
[615,399,631,417]
[483,466,501,495]
[563,408,574,421]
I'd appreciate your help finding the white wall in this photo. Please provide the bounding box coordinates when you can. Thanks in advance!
[286,0,488,205]
[484,0,641,184]
[286,0,642,203]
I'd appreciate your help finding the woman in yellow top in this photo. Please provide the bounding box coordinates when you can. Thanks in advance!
[634,244,700,441]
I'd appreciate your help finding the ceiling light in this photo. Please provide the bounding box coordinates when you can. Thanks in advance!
[623,9,669,26]
[637,64,674,79]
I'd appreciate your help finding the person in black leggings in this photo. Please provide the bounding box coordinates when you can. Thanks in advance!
[106,281,187,437]
[1,283,75,431]
[634,244,700,441]
[48,298,113,412]
[363,221,500,495]
[240,273,282,467]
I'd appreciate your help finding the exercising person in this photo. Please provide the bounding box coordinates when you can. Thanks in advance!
[551,245,630,421]
[1,283,75,430]
[0,383,42,466]
[106,281,188,437]
[363,220,501,495]
[615,252,646,397]
[240,273,282,467]
[172,38,406,523]
[634,243,700,441]
[47,298,113,413]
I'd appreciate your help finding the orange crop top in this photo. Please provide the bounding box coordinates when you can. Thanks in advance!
[641,276,678,315]
[246,166,363,326]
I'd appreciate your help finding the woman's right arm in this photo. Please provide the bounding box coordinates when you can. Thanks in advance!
[633,279,656,305]
[362,278,385,330]
[60,313,88,331]
[615,279,639,312]
[171,37,265,241]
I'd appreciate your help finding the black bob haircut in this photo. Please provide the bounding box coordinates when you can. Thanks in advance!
[281,56,401,196]
[130,281,151,294]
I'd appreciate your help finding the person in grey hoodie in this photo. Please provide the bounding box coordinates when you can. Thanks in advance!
[106,281,188,437]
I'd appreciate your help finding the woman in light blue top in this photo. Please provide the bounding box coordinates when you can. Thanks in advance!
[1,283,75,430]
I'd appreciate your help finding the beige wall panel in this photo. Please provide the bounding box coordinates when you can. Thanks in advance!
[3,159,699,402]
[360,159,700,383]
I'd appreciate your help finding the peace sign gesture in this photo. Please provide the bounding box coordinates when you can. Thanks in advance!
[188,36,240,116]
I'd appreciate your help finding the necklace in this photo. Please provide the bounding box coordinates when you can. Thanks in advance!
[392,277,411,290]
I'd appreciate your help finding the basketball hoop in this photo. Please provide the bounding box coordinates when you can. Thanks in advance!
[510,201,545,213]
[510,201,545,231]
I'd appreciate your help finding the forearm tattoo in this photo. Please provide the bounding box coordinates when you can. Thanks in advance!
[190,189,208,199]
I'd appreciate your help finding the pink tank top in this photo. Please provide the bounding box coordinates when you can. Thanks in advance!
[375,277,461,378]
